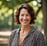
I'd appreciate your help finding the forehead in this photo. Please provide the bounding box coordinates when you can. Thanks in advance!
[20,8,28,14]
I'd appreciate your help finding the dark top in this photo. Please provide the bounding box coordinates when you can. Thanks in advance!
[8,27,46,46]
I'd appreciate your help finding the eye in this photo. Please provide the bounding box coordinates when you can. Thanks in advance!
[26,15,29,16]
[21,14,24,16]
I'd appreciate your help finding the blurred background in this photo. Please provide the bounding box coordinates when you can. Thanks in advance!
[0,0,47,46]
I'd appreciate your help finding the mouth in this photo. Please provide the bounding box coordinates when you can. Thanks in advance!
[23,20,28,23]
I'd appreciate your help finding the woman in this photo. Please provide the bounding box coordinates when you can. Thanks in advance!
[8,3,45,46]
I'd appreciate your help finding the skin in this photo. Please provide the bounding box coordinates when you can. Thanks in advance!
[18,8,32,46]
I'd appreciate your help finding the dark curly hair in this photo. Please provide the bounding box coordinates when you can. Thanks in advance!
[15,3,36,24]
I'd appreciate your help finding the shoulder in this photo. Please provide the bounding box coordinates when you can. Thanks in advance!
[32,27,42,35]
[11,28,20,35]
[34,28,43,35]
[34,28,46,46]
[9,28,20,38]
[8,28,20,46]
[9,28,20,42]
[33,28,45,40]
[30,27,44,39]
[30,27,43,36]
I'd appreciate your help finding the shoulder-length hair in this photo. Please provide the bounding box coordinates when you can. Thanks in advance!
[15,3,36,24]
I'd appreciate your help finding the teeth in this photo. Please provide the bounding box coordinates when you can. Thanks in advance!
[23,21,27,22]
[24,21,26,22]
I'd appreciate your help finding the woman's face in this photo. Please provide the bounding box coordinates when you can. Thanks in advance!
[19,8,31,26]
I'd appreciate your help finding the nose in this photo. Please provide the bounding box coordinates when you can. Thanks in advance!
[23,15,27,20]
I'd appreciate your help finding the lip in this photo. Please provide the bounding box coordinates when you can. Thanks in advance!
[23,21,27,22]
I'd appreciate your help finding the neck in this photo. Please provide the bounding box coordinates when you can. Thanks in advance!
[21,25,32,33]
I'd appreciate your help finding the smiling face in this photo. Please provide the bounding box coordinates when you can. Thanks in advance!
[19,8,31,26]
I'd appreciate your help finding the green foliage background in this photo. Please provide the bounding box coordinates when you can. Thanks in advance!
[0,0,43,29]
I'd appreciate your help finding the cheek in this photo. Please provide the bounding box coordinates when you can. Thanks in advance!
[19,16,22,21]
[28,16,31,21]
